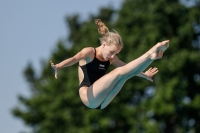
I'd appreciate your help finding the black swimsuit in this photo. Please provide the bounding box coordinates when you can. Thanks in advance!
[79,48,110,109]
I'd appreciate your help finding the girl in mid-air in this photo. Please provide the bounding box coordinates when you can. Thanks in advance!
[50,19,169,109]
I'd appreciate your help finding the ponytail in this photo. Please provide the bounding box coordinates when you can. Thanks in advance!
[95,19,123,48]
[95,19,109,35]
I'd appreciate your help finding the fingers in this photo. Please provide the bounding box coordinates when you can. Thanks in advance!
[50,60,54,66]
[148,67,152,71]
[149,67,159,74]
[50,60,58,79]
[50,61,57,70]
[152,68,159,74]
[148,67,158,72]
[154,69,159,74]
[146,67,159,82]
[55,69,57,79]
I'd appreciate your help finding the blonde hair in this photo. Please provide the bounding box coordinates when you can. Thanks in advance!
[95,19,123,48]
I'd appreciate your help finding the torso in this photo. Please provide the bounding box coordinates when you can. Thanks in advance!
[78,47,116,107]
[78,47,110,86]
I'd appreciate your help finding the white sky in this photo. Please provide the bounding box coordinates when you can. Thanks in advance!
[0,0,123,133]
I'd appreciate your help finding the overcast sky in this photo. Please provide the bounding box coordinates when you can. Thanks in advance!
[0,0,123,133]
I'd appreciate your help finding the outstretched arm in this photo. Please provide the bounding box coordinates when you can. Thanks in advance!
[111,56,158,82]
[50,47,92,79]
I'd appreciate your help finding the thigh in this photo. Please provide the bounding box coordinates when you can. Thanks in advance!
[100,74,134,109]
[86,68,122,108]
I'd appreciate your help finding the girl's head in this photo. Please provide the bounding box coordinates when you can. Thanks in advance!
[95,19,123,48]
[95,19,123,60]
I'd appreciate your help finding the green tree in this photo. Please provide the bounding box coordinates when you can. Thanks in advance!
[13,0,200,133]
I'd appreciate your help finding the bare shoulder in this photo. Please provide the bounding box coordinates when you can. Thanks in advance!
[79,47,94,57]
[81,47,94,53]
[73,47,94,60]
[77,47,95,65]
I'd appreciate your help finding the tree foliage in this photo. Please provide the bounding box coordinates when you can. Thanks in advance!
[13,0,200,133]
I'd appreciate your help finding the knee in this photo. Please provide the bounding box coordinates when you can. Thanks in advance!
[114,67,126,78]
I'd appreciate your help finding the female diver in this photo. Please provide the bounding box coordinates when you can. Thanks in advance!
[50,19,169,109]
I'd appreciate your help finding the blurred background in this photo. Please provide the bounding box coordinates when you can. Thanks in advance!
[1,0,200,133]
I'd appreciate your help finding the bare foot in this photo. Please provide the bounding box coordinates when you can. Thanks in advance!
[148,40,169,60]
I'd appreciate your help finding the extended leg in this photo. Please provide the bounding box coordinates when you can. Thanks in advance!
[100,58,153,109]
[85,53,151,108]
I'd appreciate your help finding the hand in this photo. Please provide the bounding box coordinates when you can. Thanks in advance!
[50,61,60,79]
[144,67,159,82]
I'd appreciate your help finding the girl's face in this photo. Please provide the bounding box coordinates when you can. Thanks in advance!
[101,42,122,61]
